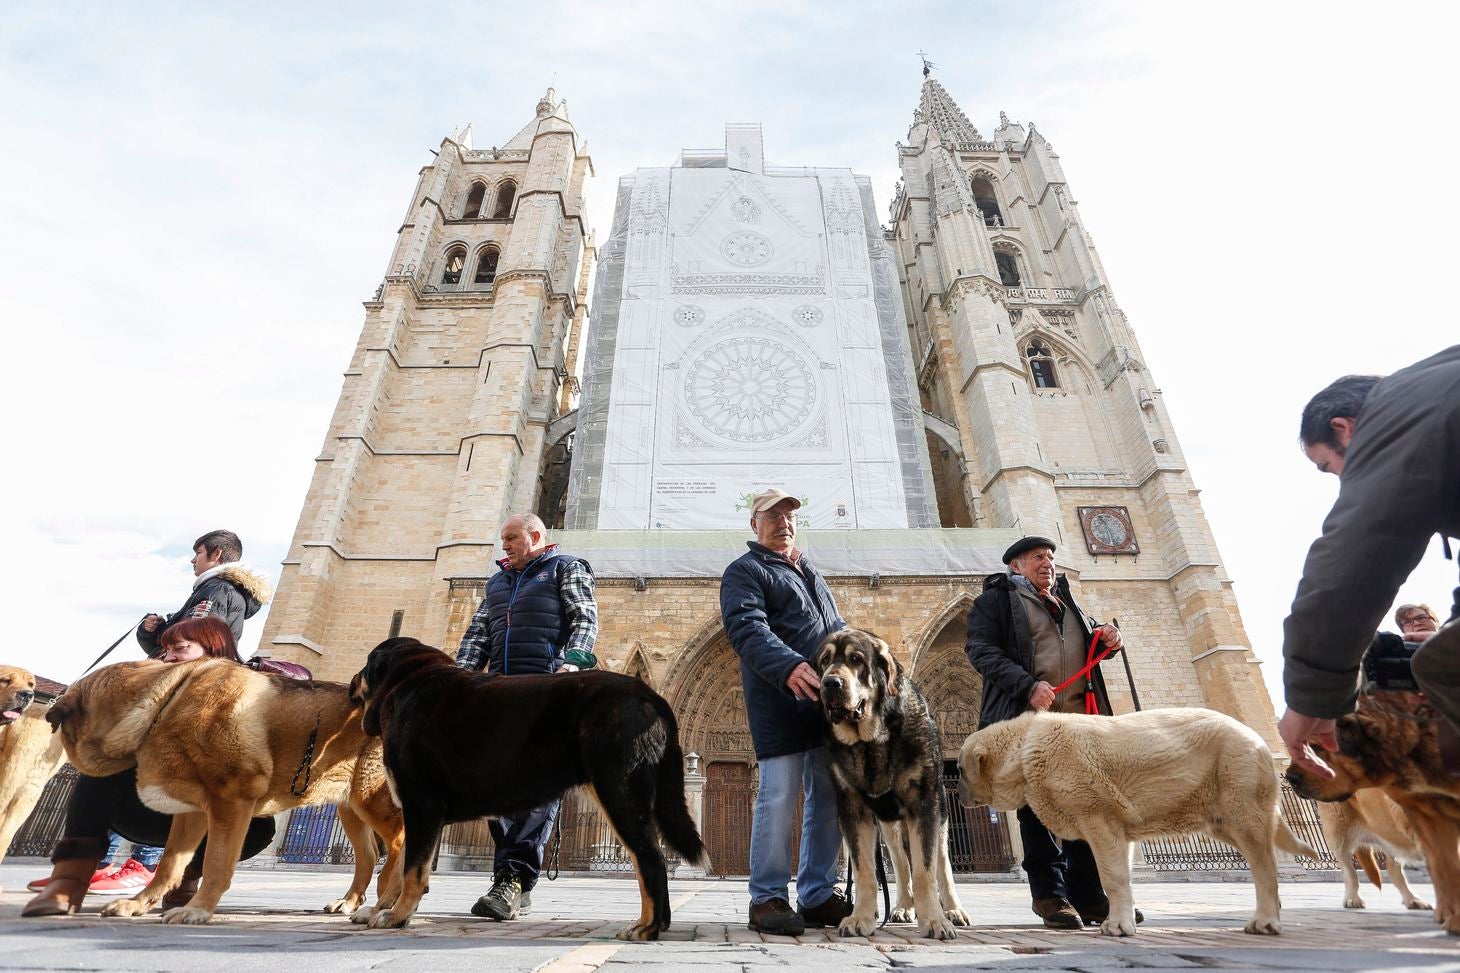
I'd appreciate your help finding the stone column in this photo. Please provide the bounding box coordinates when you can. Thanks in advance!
[681,752,707,878]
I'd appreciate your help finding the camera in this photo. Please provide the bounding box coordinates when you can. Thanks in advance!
[1364,631,1422,692]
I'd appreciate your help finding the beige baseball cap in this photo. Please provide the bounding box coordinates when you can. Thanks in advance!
[749,488,802,515]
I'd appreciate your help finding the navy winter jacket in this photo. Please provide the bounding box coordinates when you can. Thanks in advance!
[483,550,585,675]
[720,542,846,760]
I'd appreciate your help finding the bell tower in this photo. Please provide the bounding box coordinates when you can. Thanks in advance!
[891,75,1277,736]
[259,89,592,680]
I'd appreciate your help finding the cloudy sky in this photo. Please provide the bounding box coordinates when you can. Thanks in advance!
[2,1,1454,712]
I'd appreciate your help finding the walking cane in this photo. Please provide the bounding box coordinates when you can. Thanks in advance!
[1113,617,1143,711]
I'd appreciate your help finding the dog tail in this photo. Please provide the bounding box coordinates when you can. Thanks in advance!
[1275,816,1321,860]
[651,704,710,871]
[1356,846,1384,889]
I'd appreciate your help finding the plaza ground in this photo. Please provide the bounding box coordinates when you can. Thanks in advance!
[3,862,1459,971]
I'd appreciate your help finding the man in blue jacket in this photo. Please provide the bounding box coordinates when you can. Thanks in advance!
[720,488,852,935]
[455,513,598,921]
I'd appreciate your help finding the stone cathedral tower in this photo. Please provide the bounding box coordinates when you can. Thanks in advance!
[892,76,1275,737]
[259,89,592,681]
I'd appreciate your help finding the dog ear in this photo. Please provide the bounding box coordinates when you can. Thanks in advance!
[45,694,73,733]
[873,637,901,696]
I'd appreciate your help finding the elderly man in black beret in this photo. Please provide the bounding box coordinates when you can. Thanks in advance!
[964,536,1128,930]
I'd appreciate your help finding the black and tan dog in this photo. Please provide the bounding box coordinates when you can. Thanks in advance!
[815,628,969,940]
[349,637,708,940]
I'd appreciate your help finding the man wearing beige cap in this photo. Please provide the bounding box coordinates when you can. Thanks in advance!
[721,488,851,935]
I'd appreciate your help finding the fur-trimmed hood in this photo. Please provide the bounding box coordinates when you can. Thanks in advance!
[195,563,274,607]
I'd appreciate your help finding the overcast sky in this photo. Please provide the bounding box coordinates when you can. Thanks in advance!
[2,1,1454,713]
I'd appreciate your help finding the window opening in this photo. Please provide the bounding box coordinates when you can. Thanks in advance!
[442,246,467,285]
[463,182,486,219]
[1025,339,1059,389]
[474,247,499,285]
[492,182,516,218]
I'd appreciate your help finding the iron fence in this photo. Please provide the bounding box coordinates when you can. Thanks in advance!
[6,764,78,858]
[1139,779,1339,871]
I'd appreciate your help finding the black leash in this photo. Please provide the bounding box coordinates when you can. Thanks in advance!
[290,714,322,796]
[544,819,563,881]
[1112,618,1142,711]
[78,617,148,678]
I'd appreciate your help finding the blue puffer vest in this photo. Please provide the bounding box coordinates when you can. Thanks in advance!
[483,547,582,675]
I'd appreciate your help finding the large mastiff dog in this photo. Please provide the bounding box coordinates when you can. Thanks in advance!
[46,658,403,923]
[349,637,708,940]
[1286,696,1460,934]
[815,629,969,940]
[0,666,66,890]
[960,708,1316,936]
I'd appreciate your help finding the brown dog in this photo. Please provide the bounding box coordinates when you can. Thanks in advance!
[0,665,66,891]
[46,658,403,923]
[1285,695,1458,933]
[1317,790,1431,911]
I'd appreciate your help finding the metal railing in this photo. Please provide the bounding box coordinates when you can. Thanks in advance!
[1139,780,1339,871]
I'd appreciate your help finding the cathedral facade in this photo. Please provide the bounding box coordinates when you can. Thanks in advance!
[260,81,1276,872]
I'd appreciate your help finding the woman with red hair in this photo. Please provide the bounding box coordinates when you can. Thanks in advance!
[23,618,278,916]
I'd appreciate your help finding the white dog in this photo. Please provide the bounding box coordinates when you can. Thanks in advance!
[958,708,1316,936]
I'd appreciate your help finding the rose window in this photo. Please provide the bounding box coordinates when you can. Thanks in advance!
[792,305,823,327]
[684,337,816,443]
[720,231,774,267]
[674,305,705,327]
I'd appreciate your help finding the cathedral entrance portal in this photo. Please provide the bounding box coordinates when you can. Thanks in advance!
[913,598,1017,873]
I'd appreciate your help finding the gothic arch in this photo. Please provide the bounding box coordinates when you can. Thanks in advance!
[909,594,985,755]
[1020,329,1097,396]
[660,617,754,763]
[967,165,1001,186]
[623,642,654,690]
[909,590,979,672]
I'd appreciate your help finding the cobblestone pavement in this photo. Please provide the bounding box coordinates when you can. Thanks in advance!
[4,863,1460,970]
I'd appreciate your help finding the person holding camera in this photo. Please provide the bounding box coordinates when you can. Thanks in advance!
[1279,347,1460,778]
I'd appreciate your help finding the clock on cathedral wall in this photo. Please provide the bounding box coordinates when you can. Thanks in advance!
[1076,506,1139,556]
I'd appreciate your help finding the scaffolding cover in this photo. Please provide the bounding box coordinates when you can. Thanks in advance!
[552,528,1019,579]
[567,128,937,531]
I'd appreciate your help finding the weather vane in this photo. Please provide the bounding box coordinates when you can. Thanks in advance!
[917,50,935,77]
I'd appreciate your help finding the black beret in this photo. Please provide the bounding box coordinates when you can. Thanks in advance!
[1002,535,1056,565]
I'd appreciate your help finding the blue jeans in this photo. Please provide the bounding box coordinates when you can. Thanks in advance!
[749,747,842,908]
[104,830,162,870]
[488,799,561,891]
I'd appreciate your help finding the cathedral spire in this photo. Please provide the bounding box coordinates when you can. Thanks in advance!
[917,77,981,145]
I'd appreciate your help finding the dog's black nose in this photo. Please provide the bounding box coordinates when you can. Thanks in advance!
[16,690,33,705]
[822,674,844,694]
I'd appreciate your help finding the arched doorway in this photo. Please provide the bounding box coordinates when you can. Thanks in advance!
[662,623,758,875]
[913,597,1017,873]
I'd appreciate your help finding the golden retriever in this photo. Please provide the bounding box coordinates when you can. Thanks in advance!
[0,665,66,891]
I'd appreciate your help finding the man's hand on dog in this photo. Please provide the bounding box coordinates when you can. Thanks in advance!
[787,661,821,700]
[1278,708,1337,779]
[1029,681,1056,711]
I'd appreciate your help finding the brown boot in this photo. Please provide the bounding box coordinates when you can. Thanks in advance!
[162,861,202,909]
[1031,896,1082,929]
[22,838,107,917]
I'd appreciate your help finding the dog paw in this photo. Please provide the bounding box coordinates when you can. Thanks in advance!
[367,908,412,929]
[160,906,213,925]
[944,908,970,927]
[350,906,377,925]
[838,914,877,938]
[920,915,959,940]
[323,896,362,915]
[1100,915,1138,937]
[888,906,915,923]
[1243,915,1281,936]
[1406,898,1434,911]
[101,898,153,918]
[1342,896,1366,909]
[614,922,660,942]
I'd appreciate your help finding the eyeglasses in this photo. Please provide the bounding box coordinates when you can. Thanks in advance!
[756,511,797,523]
[1399,615,1436,627]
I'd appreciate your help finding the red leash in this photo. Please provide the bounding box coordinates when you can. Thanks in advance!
[1053,631,1112,715]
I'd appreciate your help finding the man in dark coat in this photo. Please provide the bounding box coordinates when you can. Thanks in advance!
[1279,346,1460,777]
[965,536,1126,929]
[137,529,272,656]
[455,513,598,921]
[720,488,851,935]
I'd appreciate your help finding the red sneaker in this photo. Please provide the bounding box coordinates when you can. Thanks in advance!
[29,863,117,893]
[89,858,154,895]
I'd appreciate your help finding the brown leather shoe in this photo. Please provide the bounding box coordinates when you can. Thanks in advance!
[748,897,806,935]
[1031,896,1082,929]
[798,887,853,928]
